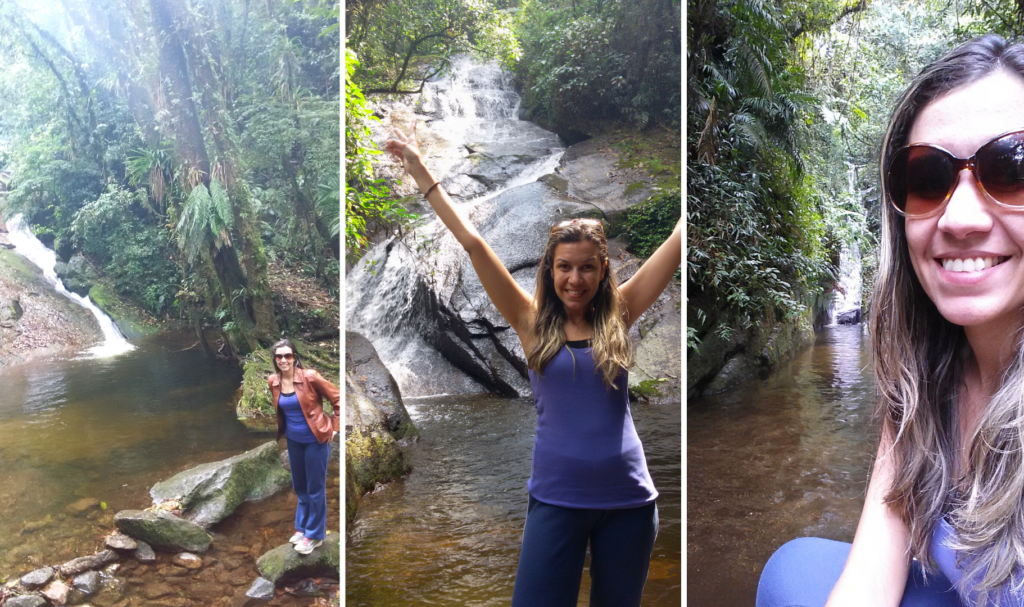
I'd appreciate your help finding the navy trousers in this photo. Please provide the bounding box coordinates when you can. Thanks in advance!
[757,537,964,607]
[511,495,658,607]
[287,438,332,541]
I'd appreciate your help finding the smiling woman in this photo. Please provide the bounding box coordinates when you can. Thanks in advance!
[384,125,682,606]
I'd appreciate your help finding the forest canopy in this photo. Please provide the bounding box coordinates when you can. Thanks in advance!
[0,0,340,356]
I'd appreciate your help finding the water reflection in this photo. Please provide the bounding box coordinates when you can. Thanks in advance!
[688,326,875,606]
[0,333,271,574]
[347,394,681,606]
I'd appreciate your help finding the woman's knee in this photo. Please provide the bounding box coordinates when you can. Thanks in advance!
[756,538,850,607]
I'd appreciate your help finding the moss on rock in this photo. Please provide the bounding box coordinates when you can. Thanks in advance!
[88,283,162,339]
[345,424,408,524]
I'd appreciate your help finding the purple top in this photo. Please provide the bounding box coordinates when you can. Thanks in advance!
[526,340,658,509]
[279,392,317,443]
[930,517,1022,605]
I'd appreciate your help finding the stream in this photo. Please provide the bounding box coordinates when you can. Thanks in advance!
[687,325,875,606]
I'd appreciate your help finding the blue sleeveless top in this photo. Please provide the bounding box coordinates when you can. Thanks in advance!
[526,340,658,509]
[931,517,1022,605]
[279,392,317,443]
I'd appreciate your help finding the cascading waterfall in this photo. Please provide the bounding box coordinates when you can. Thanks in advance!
[829,163,864,325]
[6,214,134,357]
[348,56,581,397]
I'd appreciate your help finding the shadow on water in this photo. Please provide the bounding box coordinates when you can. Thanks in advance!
[346,394,681,606]
[688,325,877,607]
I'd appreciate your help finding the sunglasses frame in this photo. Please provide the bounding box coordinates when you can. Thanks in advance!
[274,353,294,361]
[886,129,1024,219]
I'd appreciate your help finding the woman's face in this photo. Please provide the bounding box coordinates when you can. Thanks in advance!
[274,346,294,373]
[904,70,1024,335]
[551,240,606,316]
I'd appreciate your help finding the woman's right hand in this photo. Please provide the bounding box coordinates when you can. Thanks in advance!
[385,125,426,177]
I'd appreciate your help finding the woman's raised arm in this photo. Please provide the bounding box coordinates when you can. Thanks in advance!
[385,126,534,336]
[619,218,681,327]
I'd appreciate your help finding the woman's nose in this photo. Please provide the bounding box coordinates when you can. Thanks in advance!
[936,169,994,237]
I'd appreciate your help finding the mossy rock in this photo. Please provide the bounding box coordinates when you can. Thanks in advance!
[113,510,212,553]
[345,424,409,524]
[88,283,161,339]
[236,338,340,420]
[0,249,40,283]
[256,538,340,584]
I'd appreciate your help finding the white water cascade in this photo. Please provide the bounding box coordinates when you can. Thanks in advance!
[6,214,135,358]
[829,163,864,325]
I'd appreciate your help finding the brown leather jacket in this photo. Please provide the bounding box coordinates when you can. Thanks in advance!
[268,368,341,444]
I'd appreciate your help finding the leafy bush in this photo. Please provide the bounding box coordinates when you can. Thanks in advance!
[621,190,681,258]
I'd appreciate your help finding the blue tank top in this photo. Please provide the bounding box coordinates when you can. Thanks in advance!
[279,392,316,443]
[526,340,658,509]
[931,517,1022,605]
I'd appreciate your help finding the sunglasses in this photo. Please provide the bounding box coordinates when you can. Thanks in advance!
[551,218,604,234]
[274,353,294,361]
[886,130,1024,218]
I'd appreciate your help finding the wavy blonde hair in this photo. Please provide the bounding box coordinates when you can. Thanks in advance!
[527,220,632,387]
[875,34,1024,602]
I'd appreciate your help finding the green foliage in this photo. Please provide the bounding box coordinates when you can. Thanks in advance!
[176,180,234,265]
[621,191,681,258]
[514,0,681,130]
[345,49,418,262]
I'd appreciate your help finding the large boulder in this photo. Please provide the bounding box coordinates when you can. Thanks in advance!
[58,254,98,297]
[345,371,410,524]
[149,441,291,527]
[255,539,340,585]
[346,332,417,441]
[113,510,212,553]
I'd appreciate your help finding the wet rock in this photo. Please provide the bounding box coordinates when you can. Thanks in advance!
[41,580,71,605]
[172,553,203,570]
[255,539,340,584]
[149,441,291,527]
[134,540,156,563]
[105,532,137,551]
[346,332,418,441]
[60,550,117,576]
[72,570,102,595]
[95,577,126,606]
[140,582,176,599]
[59,255,98,297]
[65,497,102,516]
[245,577,275,600]
[558,137,656,220]
[147,599,191,607]
[114,510,212,553]
[624,255,681,404]
[184,581,225,602]
[0,296,23,321]
[5,595,47,607]
[21,516,53,534]
[20,566,54,588]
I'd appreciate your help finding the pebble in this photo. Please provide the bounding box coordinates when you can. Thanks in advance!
[245,577,275,600]
[41,580,70,605]
[19,566,54,589]
[172,552,202,570]
[134,541,156,563]
[105,532,136,551]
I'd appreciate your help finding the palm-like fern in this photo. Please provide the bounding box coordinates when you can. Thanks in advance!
[314,172,340,239]
[175,178,233,264]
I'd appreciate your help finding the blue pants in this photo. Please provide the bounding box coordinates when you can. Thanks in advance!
[287,438,331,541]
[511,495,658,607]
[757,537,964,607]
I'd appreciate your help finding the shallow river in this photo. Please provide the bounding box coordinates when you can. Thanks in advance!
[346,394,681,606]
[688,325,876,606]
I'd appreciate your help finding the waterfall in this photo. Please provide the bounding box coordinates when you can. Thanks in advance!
[829,163,864,325]
[6,214,134,358]
[348,56,583,398]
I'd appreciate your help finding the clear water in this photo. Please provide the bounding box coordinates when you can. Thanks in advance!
[0,332,271,575]
[347,394,682,606]
[688,325,875,606]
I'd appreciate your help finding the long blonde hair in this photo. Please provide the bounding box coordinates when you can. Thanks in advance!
[875,34,1024,601]
[527,220,632,387]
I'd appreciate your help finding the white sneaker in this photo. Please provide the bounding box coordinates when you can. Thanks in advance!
[294,537,322,555]
[288,532,304,544]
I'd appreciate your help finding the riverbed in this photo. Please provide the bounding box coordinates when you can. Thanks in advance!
[687,325,875,606]
[346,393,681,606]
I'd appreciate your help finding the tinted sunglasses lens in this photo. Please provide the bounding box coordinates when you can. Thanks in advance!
[889,146,957,216]
[275,354,293,361]
[977,132,1024,206]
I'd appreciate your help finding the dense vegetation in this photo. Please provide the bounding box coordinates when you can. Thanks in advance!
[0,0,339,357]
[345,0,681,263]
[687,0,1024,358]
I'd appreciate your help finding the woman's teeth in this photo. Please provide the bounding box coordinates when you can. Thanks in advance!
[941,257,1004,272]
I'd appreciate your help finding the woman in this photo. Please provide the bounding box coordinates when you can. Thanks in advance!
[267,338,340,555]
[757,35,1024,607]
[385,126,681,606]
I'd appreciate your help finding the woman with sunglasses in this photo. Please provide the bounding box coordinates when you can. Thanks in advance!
[385,126,681,606]
[757,35,1024,607]
[268,338,340,555]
